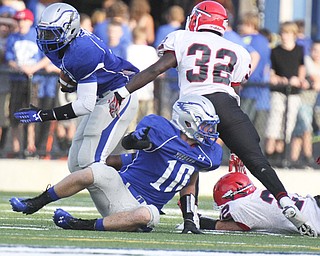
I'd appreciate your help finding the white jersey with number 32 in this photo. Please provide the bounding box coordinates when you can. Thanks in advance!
[158,30,251,105]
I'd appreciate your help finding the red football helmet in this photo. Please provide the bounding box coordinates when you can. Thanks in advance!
[185,1,228,36]
[213,172,256,206]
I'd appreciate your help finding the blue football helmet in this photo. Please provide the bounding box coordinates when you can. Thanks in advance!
[171,95,220,145]
[36,3,80,53]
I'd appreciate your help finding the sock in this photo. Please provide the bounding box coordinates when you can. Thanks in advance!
[94,218,105,231]
[47,187,60,201]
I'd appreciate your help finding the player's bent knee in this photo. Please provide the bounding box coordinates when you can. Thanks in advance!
[90,162,116,182]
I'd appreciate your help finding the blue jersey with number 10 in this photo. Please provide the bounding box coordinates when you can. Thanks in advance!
[119,114,223,211]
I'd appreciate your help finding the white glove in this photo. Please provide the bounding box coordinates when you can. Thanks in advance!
[280,197,317,237]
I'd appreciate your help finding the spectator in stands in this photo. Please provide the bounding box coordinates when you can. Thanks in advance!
[153,5,184,119]
[54,88,77,159]
[127,27,158,130]
[91,9,106,28]
[34,62,60,158]
[295,20,313,57]
[107,20,127,59]
[0,14,16,156]
[80,13,93,33]
[5,9,50,158]
[93,0,132,49]
[128,0,154,46]
[265,21,309,167]
[238,12,271,150]
[290,41,320,168]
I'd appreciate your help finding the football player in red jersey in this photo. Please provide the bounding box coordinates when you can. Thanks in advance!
[108,1,316,237]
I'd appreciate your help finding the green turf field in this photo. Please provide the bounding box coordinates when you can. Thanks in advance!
[0,191,319,254]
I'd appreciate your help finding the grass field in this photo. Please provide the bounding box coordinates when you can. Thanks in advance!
[0,191,319,255]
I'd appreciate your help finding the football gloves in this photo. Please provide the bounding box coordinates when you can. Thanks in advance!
[109,87,130,118]
[228,152,247,173]
[179,194,203,234]
[182,219,203,234]
[14,104,43,123]
[122,127,151,150]
[109,91,123,118]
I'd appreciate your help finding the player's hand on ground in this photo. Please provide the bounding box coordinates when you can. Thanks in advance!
[14,104,43,123]
[109,91,124,118]
[181,219,204,234]
[228,153,247,173]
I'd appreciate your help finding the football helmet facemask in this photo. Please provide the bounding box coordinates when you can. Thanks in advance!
[185,0,228,36]
[213,172,256,207]
[36,3,80,53]
[171,95,220,145]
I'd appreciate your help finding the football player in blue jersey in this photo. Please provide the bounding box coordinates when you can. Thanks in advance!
[12,3,139,212]
[10,95,222,233]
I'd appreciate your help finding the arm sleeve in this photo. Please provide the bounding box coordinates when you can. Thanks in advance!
[71,82,97,116]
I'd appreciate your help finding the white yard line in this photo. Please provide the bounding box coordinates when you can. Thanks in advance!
[0,246,317,256]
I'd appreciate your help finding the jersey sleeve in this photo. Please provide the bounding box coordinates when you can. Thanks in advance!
[232,45,251,85]
[157,30,181,57]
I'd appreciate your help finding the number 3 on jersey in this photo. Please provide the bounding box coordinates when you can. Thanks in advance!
[186,43,237,86]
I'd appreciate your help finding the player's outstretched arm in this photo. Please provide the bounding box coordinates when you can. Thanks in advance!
[109,52,177,117]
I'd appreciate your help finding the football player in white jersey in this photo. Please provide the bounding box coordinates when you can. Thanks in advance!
[10,95,222,233]
[200,172,319,236]
[108,1,316,237]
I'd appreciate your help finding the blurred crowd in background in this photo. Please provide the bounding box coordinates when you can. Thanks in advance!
[0,0,320,170]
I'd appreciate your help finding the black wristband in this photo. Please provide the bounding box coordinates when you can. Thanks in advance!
[53,103,77,120]
[39,109,56,122]
[199,216,218,230]
[40,103,76,121]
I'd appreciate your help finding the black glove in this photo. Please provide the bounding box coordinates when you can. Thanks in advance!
[182,219,204,234]
[180,194,203,234]
[122,126,151,150]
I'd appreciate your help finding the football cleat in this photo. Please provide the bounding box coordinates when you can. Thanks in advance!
[53,208,96,230]
[282,205,317,237]
[53,208,76,229]
[10,196,44,215]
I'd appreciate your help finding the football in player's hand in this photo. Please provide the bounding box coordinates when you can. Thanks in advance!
[59,71,77,87]
[59,71,77,93]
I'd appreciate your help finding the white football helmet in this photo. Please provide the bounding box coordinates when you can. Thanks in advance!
[36,3,80,53]
[171,95,220,145]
